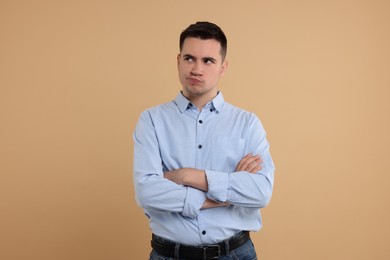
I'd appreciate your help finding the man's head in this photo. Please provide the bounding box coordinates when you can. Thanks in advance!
[177,22,228,108]
[180,21,227,61]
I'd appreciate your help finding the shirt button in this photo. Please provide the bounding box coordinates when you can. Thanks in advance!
[199,120,203,124]
[202,230,206,235]
[198,145,202,149]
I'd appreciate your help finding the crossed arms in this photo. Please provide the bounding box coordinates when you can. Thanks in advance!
[164,154,263,209]
[133,110,274,218]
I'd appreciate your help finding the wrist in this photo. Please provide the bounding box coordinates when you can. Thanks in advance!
[181,168,197,186]
[179,168,208,191]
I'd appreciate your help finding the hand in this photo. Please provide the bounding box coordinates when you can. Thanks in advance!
[235,153,263,173]
[201,198,230,209]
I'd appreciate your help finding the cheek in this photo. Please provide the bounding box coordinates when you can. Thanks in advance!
[178,64,189,75]
[209,71,222,81]
[177,66,184,77]
[178,68,187,83]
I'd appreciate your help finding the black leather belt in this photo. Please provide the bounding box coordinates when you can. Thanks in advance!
[151,231,250,259]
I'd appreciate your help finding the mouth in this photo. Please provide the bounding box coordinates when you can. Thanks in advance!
[187,77,203,85]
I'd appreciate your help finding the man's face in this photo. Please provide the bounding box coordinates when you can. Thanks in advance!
[178,37,227,103]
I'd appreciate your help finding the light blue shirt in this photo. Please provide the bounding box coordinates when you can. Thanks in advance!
[133,92,275,245]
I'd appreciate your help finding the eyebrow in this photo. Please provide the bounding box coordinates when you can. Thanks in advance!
[183,54,217,63]
[203,57,217,63]
[183,54,195,60]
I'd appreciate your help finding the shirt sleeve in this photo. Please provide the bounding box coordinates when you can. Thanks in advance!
[205,113,275,208]
[133,110,205,218]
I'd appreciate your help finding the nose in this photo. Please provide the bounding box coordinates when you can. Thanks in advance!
[191,61,203,76]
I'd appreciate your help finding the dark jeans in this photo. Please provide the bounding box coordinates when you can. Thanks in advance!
[149,239,258,260]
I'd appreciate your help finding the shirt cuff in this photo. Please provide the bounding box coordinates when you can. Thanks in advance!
[182,187,206,218]
[205,170,230,202]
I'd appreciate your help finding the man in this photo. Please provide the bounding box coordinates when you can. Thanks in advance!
[133,21,275,260]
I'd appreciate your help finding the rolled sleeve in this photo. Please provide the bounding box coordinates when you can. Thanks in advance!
[205,170,230,202]
[182,187,206,218]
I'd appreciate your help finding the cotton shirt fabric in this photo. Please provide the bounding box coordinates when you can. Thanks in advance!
[133,92,275,246]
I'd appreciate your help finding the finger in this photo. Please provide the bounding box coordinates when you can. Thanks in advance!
[235,156,251,171]
[235,153,252,171]
[245,159,261,173]
[250,155,263,171]
[237,155,259,172]
[258,157,263,164]
[245,157,262,172]
[247,161,263,173]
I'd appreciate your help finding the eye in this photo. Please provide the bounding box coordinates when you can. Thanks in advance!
[204,58,215,64]
[184,57,194,62]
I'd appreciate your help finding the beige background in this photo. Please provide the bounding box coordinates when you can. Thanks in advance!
[1,1,389,259]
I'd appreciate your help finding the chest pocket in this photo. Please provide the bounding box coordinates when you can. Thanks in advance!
[211,137,246,172]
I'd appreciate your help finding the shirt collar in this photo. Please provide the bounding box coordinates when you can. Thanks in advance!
[211,91,224,112]
[175,92,191,113]
[175,91,225,113]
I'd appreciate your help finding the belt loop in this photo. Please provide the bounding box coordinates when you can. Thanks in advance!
[224,238,230,255]
[174,243,180,260]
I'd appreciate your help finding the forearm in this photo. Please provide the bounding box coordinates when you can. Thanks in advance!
[163,156,272,208]
[134,173,186,211]
[134,112,206,217]
[205,151,274,208]
[164,168,208,191]
[208,114,275,208]
[222,170,273,207]
[164,169,232,210]
[201,198,229,209]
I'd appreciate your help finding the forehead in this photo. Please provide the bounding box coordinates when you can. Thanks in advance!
[181,37,222,59]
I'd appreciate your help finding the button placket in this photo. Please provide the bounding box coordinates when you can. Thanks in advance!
[197,116,203,150]
[195,110,205,169]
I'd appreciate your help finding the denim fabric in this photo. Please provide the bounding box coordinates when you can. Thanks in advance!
[149,239,257,260]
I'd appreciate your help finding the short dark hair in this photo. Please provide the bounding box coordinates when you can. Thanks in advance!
[179,21,227,60]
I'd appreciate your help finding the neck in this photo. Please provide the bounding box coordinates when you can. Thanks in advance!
[184,93,218,110]
[182,90,218,110]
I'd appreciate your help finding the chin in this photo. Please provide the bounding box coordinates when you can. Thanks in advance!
[185,85,202,92]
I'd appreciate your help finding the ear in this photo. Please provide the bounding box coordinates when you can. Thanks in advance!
[177,54,181,67]
[220,59,228,78]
